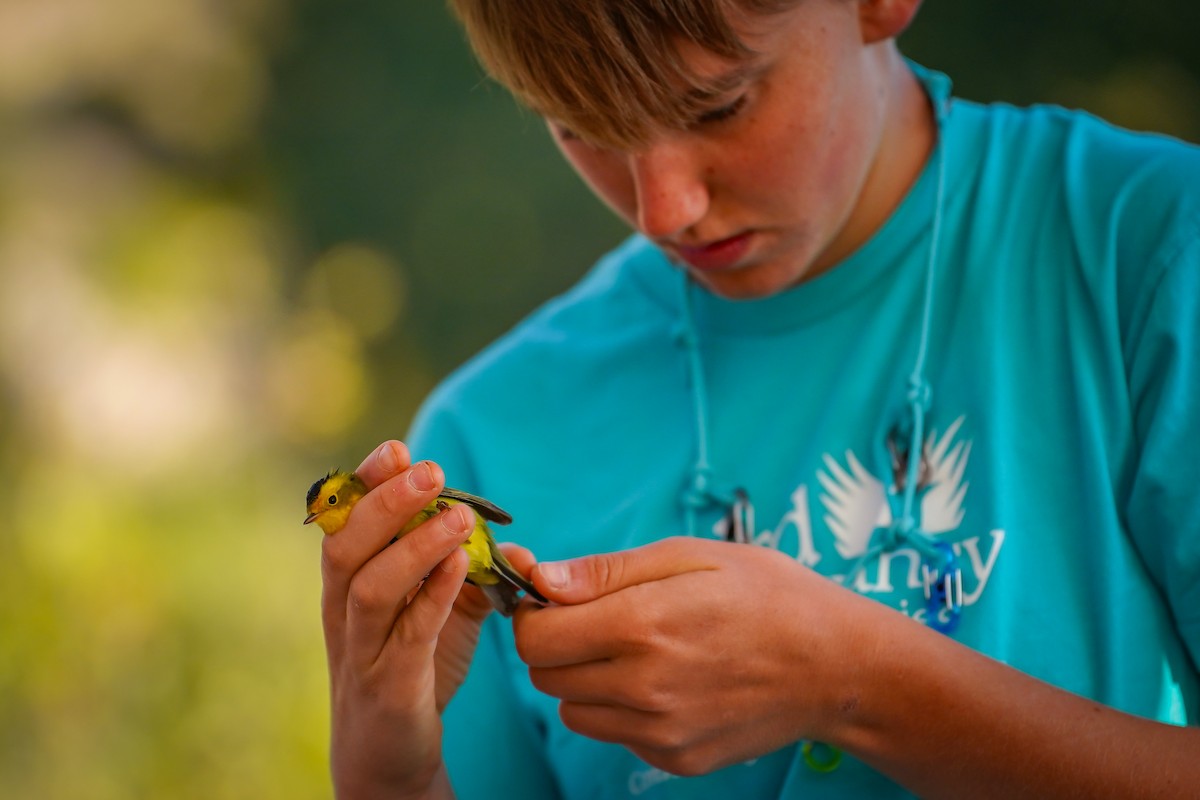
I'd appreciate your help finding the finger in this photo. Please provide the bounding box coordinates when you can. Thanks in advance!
[452,579,495,620]
[513,591,642,667]
[392,546,472,650]
[321,460,446,610]
[354,440,411,489]
[558,701,663,749]
[344,503,475,661]
[533,537,719,605]
[529,661,663,711]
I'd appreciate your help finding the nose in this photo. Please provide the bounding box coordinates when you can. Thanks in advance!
[628,140,710,239]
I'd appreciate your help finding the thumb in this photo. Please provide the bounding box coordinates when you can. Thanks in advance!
[532,537,716,605]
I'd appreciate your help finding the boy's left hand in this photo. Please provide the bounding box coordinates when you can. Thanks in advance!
[512,537,871,776]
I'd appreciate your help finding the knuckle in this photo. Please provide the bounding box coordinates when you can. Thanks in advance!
[632,673,674,713]
[321,539,354,578]
[588,553,624,592]
[617,596,664,652]
[393,617,436,651]
[346,575,385,611]
[639,739,709,777]
[647,722,689,754]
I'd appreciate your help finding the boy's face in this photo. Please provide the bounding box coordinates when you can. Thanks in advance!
[548,0,932,299]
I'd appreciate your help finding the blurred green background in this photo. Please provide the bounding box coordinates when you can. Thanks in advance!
[1,0,1196,796]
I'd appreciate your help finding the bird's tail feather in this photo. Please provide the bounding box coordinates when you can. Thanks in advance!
[467,560,548,616]
[478,582,522,617]
[496,560,548,606]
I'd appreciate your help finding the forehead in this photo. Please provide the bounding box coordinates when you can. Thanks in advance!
[611,6,790,137]
[663,0,792,77]
[457,0,802,149]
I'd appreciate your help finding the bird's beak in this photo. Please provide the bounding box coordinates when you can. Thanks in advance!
[304,513,318,525]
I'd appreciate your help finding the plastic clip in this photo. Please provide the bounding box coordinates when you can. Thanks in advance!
[723,488,754,545]
[922,541,963,634]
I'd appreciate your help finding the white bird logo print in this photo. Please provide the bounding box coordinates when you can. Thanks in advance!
[818,415,971,559]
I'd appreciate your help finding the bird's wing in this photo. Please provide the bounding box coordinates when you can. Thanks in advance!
[439,487,513,525]
[818,450,888,559]
[921,415,970,535]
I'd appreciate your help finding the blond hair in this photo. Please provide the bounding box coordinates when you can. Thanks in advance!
[447,0,798,148]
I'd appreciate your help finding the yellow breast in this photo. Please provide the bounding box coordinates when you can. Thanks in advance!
[462,525,498,584]
[404,497,499,585]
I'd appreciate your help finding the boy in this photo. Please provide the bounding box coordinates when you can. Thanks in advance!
[319,1,1200,797]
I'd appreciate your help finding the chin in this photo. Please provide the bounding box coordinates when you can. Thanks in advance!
[692,262,806,301]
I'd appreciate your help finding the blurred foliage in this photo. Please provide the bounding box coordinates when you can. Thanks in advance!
[0,0,1195,797]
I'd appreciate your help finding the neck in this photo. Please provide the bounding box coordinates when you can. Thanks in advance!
[810,47,937,277]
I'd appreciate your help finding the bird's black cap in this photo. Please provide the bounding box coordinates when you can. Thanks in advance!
[306,470,337,508]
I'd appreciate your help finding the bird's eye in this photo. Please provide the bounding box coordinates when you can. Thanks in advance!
[328,495,338,506]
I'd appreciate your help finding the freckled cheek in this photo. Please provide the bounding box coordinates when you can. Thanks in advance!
[737,124,826,213]
[775,115,867,230]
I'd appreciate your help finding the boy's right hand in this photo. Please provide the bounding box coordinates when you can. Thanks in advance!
[320,440,491,799]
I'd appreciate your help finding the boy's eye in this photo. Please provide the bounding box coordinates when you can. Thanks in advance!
[695,94,747,126]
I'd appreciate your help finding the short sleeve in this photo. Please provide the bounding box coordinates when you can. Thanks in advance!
[1125,231,1200,675]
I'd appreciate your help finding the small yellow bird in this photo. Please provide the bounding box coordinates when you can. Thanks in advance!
[304,470,547,616]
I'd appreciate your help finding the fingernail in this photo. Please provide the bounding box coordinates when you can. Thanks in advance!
[408,461,435,491]
[539,561,568,590]
[377,442,398,473]
[442,504,472,535]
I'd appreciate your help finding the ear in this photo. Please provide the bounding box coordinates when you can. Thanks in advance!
[859,0,923,44]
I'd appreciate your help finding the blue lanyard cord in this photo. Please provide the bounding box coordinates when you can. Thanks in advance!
[675,276,744,538]
[842,106,953,596]
[899,87,948,541]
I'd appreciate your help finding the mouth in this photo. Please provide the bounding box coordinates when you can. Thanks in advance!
[670,231,754,273]
[304,513,318,525]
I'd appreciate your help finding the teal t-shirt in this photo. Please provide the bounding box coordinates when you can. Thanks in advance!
[406,67,1200,798]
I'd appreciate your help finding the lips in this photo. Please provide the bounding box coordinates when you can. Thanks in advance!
[672,231,753,272]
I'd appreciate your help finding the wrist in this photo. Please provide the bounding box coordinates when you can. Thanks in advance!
[801,590,932,751]
[331,727,450,800]
[334,763,451,800]
[815,599,958,759]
